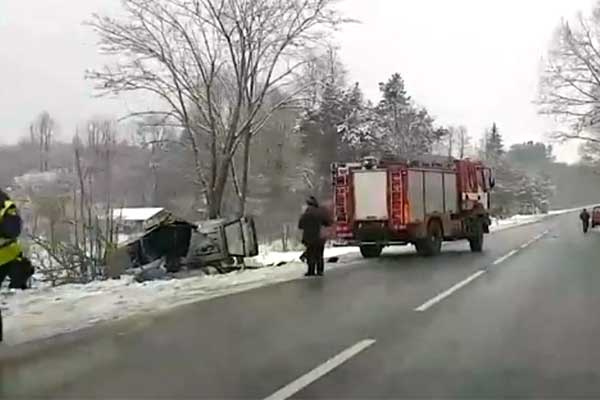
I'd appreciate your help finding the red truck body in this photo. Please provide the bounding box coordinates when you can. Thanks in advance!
[331,155,494,257]
[591,206,600,228]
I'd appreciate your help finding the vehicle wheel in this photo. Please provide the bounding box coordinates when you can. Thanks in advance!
[469,228,484,252]
[359,245,383,258]
[416,220,443,257]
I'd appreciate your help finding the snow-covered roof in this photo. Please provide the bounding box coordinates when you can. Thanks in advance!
[112,208,165,221]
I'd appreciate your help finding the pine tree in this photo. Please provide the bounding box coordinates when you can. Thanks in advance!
[374,73,438,156]
[336,83,385,159]
[485,122,504,161]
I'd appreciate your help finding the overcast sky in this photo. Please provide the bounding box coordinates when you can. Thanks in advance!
[0,0,595,162]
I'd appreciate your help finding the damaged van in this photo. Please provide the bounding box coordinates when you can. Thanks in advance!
[106,210,258,276]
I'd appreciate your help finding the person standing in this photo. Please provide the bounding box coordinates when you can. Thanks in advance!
[298,196,332,277]
[0,189,26,287]
[580,208,591,234]
[0,190,22,342]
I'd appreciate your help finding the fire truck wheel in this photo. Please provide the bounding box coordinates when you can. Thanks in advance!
[360,245,383,258]
[469,230,484,252]
[417,220,443,257]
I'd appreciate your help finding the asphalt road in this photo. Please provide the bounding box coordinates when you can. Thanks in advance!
[2,212,600,399]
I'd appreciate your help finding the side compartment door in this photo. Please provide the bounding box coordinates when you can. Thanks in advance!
[224,216,259,258]
[407,170,425,223]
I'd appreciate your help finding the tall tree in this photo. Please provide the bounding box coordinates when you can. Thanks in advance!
[456,125,471,158]
[538,5,600,145]
[136,118,178,204]
[485,122,504,161]
[88,0,347,218]
[296,47,354,197]
[374,73,438,155]
[337,83,379,158]
[29,111,56,172]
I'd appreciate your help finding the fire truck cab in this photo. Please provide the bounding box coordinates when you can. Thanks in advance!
[331,155,494,258]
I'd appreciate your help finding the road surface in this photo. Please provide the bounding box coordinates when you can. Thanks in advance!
[2,211,600,398]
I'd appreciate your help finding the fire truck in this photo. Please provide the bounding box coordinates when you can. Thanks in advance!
[331,155,494,258]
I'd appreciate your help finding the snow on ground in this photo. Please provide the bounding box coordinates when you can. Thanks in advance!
[490,214,546,232]
[0,247,359,346]
[251,246,360,266]
[0,206,589,346]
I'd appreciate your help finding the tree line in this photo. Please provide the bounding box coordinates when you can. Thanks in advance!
[4,0,600,285]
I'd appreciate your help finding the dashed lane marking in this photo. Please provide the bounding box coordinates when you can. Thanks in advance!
[492,249,518,265]
[263,339,376,400]
[414,270,487,312]
[414,230,550,312]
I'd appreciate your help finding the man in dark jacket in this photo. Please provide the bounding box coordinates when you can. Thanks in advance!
[298,196,332,277]
[580,208,591,233]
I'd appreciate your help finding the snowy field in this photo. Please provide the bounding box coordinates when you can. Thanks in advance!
[0,207,588,346]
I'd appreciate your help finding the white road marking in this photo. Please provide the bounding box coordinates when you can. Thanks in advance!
[414,229,550,313]
[521,237,538,249]
[492,249,518,265]
[263,339,376,400]
[414,270,487,312]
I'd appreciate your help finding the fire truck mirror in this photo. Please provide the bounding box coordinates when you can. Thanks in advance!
[488,171,496,189]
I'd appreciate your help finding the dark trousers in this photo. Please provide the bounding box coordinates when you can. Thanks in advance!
[583,220,590,233]
[305,241,325,275]
[0,257,33,289]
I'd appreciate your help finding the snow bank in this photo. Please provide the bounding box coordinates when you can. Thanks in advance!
[489,214,546,232]
[0,206,587,346]
[250,246,360,266]
[489,205,591,233]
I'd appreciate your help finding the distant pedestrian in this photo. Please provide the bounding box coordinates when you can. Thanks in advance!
[298,196,332,277]
[580,208,591,233]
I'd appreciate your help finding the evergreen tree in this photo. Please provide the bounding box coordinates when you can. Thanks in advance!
[485,122,504,161]
[374,73,438,155]
[336,83,378,159]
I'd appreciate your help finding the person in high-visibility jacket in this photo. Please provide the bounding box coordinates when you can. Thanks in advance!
[0,189,32,289]
[0,190,22,266]
[0,189,34,342]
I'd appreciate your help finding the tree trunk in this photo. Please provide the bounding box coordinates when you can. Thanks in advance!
[207,159,231,219]
[49,220,56,250]
[74,145,87,252]
[239,127,252,216]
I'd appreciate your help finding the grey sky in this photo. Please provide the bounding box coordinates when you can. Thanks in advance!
[0,0,595,161]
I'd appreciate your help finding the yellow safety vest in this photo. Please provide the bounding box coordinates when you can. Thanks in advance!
[0,200,22,267]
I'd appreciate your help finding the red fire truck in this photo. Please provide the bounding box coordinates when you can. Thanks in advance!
[331,155,494,258]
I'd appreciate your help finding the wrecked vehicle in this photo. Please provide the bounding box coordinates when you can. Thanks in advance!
[106,210,258,277]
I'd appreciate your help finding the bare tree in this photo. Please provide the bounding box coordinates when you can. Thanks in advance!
[29,111,55,172]
[457,125,471,158]
[87,0,348,218]
[538,8,600,143]
[136,119,176,204]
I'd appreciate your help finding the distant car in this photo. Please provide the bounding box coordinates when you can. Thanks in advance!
[592,207,600,228]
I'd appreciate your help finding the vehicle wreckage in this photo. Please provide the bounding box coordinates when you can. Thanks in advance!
[106,209,259,278]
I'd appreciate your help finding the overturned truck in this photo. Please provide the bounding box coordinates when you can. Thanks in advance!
[331,155,494,258]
